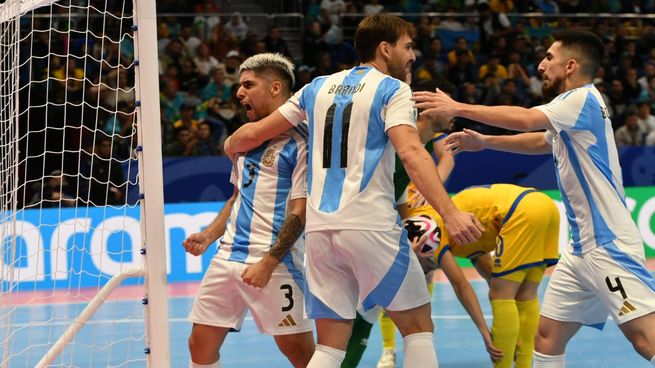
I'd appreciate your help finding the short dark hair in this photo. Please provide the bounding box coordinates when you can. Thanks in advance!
[239,53,295,96]
[355,14,416,63]
[552,30,604,78]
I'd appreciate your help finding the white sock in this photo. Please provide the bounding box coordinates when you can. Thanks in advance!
[650,354,655,366]
[533,351,565,367]
[403,332,438,368]
[189,360,220,368]
[306,344,346,368]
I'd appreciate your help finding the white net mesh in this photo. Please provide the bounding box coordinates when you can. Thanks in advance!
[0,1,152,366]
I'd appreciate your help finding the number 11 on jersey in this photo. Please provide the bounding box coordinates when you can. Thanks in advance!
[323,102,353,169]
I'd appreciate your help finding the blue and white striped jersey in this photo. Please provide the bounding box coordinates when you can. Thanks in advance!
[536,84,641,255]
[217,129,308,264]
[278,66,417,232]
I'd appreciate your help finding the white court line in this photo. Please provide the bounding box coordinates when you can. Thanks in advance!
[6,315,496,329]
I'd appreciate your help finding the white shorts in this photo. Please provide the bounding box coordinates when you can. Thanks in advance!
[541,240,655,329]
[189,256,312,335]
[305,226,431,320]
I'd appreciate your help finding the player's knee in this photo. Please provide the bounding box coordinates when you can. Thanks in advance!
[188,332,217,360]
[627,331,653,358]
[187,333,202,355]
[534,325,550,352]
[396,316,434,336]
[278,336,314,367]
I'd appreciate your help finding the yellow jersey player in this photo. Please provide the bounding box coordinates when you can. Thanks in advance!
[408,183,560,368]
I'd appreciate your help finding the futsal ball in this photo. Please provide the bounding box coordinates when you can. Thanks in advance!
[404,215,441,257]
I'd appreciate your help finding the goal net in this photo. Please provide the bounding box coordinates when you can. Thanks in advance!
[0,0,169,367]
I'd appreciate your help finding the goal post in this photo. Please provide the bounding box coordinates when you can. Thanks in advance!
[0,0,170,366]
[134,0,170,366]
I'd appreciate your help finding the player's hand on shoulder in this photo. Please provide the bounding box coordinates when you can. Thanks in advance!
[241,254,278,288]
[445,128,486,154]
[443,210,485,246]
[183,232,211,256]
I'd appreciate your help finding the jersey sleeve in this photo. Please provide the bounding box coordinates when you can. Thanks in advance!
[229,160,238,186]
[278,86,308,127]
[384,81,417,132]
[433,229,450,266]
[544,130,554,146]
[289,137,308,200]
[431,132,448,142]
[533,89,588,133]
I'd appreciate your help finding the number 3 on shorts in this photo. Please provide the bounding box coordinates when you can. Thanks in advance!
[280,284,294,312]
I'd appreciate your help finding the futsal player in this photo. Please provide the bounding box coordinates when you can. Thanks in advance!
[183,53,314,368]
[226,14,484,368]
[416,30,655,367]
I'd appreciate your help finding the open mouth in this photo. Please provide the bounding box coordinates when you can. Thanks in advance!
[242,102,253,113]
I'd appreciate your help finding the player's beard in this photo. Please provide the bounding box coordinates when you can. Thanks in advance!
[389,57,411,82]
[542,74,565,100]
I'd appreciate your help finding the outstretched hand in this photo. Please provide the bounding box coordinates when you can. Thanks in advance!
[413,88,461,120]
[445,129,486,154]
[443,209,485,246]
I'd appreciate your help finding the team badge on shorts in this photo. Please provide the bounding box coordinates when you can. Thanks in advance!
[262,148,277,167]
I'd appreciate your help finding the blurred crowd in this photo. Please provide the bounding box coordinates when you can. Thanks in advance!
[155,0,655,156]
[19,0,655,209]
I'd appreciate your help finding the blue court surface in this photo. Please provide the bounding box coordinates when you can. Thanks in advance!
[176,277,651,368]
[6,277,652,367]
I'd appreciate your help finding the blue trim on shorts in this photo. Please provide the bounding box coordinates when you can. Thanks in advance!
[501,189,538,226]
[602,241,655,292]
[492,259,556,278]
[436,245,451,266]
[586,322,606,331]
[282,252,306,292]
[360,228,411,311]
[305,289,342,319]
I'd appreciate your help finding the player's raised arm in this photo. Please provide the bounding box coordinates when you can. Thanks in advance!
[432,133,455,183]
[224,110,294,156]
[412,88,551,132]
[388,124,484,246]
[446,129,552,155]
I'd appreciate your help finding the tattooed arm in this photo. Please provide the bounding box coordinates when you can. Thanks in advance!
[241,197,306,288]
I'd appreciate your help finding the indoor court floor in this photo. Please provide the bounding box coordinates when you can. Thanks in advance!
[6,272,653,367]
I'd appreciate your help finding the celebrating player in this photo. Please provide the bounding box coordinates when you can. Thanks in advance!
[183,53,314,368]
[415,30,655,367]
[226,13,484,368]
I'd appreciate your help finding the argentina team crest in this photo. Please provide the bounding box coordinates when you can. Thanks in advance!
[262,148,277,167]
